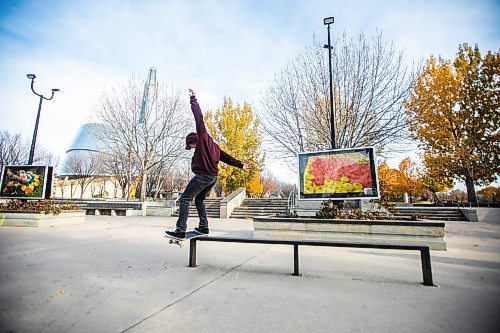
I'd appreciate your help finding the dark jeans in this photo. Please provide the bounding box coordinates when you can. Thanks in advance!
[176,173,217,232]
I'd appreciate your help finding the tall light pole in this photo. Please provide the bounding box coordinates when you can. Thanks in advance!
[26,74,59,165]
[323,17,336,149]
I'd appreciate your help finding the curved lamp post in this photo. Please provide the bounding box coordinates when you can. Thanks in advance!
[26,74,59,165]
[323,17,336,149]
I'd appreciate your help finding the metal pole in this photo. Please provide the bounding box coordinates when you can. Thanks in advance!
[26,74,58,165]
[420,248,434,286]
[293,244,301,276]
[28,95,44,165]
[189,239,197,267]
[326,24,336,149]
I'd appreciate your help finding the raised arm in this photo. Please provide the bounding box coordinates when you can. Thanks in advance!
[220,149,252,170]
[189,89,207,135]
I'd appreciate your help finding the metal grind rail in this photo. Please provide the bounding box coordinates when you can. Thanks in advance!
[188,236,434,286]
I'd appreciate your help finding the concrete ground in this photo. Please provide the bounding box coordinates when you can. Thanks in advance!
[0,216,499,333]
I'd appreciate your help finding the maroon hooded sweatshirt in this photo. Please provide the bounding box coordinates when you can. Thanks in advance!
[189,95,243,176]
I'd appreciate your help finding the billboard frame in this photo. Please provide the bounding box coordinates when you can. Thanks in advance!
[0,165,53,200]
[297,147,380,201]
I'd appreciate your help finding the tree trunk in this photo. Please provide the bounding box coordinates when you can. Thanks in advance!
[121,183,127,199]
[154,177,164,200]
[140,170,148,201]
[465,176,477,203]
[431,191,442,206]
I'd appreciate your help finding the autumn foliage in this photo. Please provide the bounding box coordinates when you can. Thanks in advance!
[405,43,499,202]
[477,186,500,202]
[246,171,264,197]
[377,158,428,203]
[204,98,264,194]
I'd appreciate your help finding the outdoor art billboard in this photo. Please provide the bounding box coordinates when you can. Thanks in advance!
[298,147,379,200]
[0,165,53,200]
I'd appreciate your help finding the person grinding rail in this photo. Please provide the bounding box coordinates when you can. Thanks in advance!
[165,89,252,240]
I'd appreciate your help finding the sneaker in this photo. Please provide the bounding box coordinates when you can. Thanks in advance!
[165,230,186,240]
[194,227,209,235]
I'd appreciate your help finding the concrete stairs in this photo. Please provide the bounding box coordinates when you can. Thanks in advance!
[230,198,288,218]
[392,206,467,221]
[171,198,221,218]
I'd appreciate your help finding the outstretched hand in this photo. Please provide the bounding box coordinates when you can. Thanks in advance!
[242,163,252,171]
[189,88,196,97]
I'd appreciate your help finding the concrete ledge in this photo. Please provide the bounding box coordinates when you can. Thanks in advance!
[220,187,246,218]
[253,216,446,251]
[0,211,86,227]
[146,207,174,217]
[461,208,500,223]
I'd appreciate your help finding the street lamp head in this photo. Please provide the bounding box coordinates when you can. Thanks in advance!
[323,17,334,25]
[52,88,60,92]
[26,74,36,80]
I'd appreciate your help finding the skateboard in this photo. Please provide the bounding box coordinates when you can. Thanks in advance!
[164,230,205,247]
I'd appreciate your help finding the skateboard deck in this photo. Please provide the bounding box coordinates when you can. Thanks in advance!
[164,230,205,247]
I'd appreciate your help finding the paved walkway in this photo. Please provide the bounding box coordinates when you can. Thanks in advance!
[0,216,499,332]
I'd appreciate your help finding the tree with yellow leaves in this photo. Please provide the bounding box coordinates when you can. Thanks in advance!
[397,157,424,203]
[205,98,264,194]
[406,43,499,202]
[420,152,454,204]
[377,161,404,201]
[246,171,264,198]
[477,186,499,202]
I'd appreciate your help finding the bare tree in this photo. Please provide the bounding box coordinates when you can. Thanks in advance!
[0,131,27,169]
[260,169,279,196]
[33,146,59,168]
[0,130,59,171]
[259,32,418,169]
[94,77,190,201]
[65,152,102,199]
[146,159,172,199]
[99,151,138,199]
[69,179,78,198]
[277,181,296,199]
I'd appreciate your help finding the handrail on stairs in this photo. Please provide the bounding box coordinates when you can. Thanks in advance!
[173,196,181,211]
[287,186,297,215]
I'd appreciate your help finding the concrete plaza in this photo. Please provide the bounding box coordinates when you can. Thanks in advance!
[0,215,499,332]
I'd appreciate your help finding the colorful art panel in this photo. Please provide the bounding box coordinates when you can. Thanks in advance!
[298,147,379,200]
[0,166,52,199]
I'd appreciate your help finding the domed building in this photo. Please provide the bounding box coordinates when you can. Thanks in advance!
[55,123,125,198]
[58,123,108,176]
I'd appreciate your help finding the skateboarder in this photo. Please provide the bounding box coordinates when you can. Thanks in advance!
[165,89,251,240]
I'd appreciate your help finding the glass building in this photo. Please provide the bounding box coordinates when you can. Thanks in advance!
[58,123,109,177]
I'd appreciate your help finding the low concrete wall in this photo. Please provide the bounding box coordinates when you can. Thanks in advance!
[461,208,500,223]
[0,211,86,227]
[253,216,446,250]
[296,199,323,210]
[220,187,246,218]
[146,207,174,217]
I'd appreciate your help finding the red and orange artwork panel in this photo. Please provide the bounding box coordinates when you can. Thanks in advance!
[298,148,379,200]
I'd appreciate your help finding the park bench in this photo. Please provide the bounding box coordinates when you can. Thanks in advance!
[187,237,434,286]
[85,206,134,216]
[84,202,142,216]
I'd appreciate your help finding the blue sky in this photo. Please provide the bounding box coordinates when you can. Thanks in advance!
[0,0,499,184]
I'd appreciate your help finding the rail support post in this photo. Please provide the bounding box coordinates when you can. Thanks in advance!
[189,239,197,267]
[293,244,301,276]
[420,248,434,286]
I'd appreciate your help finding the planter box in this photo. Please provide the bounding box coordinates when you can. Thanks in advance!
[0,211,85,227]
[253,216,446,251]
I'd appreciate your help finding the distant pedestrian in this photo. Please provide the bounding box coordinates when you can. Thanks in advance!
[165,89,251,240]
